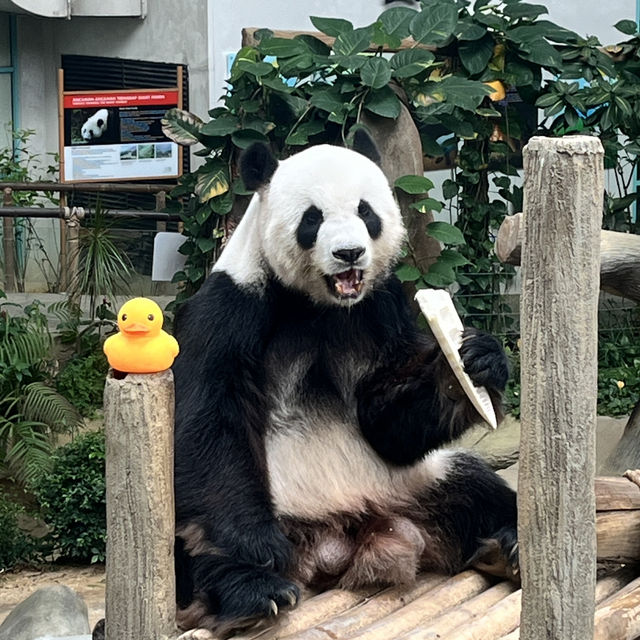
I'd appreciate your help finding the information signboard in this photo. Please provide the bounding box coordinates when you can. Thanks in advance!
[59,75,183,183]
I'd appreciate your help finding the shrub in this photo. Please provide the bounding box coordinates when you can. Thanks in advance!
[31,430,106,563]
[0,490,36,570]
[56,351,109,418]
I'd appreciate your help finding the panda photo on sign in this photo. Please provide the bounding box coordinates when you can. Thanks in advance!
[172,131,518,638]
[80,108,116,143]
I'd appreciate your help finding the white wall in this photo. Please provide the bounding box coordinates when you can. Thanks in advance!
[207,0,390,107]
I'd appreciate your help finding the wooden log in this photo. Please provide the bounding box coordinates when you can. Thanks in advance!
[602,406,640,475]
[495,211,640,302]
[594,578,640,640]
[2,187,17,292]
[286,574,446,640]
[597,511,640,561]
[398,581,517,640]
[104,370,177,640]
[346,571,493,640]
[596,476,640,510]
[518,136,603,640]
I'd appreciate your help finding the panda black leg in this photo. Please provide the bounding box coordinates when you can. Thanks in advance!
[185,554,300,630]
[420,451,518,580]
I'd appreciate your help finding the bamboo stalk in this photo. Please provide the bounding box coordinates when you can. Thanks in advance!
[285,574,446,640]
[346,571,493,640]
[238,587,381,640]
[398,581,517,640]
[437,589,522,640]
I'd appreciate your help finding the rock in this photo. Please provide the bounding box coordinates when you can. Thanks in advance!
[0,585,90,640]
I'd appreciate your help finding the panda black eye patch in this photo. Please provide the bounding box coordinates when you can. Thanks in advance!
[358,200,382,239]
[296,206,324,249]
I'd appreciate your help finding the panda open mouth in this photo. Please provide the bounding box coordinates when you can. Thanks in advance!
[326,269,364,299]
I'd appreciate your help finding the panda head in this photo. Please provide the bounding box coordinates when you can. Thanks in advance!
[81,108,109,142]
[239,132,405,307]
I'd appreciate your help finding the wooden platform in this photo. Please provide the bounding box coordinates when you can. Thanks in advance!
[231,566,640,640]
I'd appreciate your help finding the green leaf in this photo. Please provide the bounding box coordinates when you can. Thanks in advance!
[258,37,307,58]
[422,270,455,287]
[195,162,230,203]
[459,34,494,76]
[456,21,487,41]
[394,174,435,194]
[364,86,401,119]
[310,16,353,38]
[196,237,216,253]
[234,59,275,77]
[503,3,548,20]
[614,19,638,35]
[161,108,203,146]
[379,6,417,40]
[310,88,344,114]
[395,263,422,282]
[442,179,458,199]
[390,49,435,79]
[427,221,465,245]
[295,34,331,55]
[333,26,373,56]
[231,129,268,149]
[285,120,325,145]
[210,190,234,215]
[426,260,456,284]
[361,57,392,89]
[519,40,563,69]
[410,197,443,213]
[195,206,212,225]
[200,117,240,137]
[438,249,470,267]
[409,3,458,45]
[424,75,493,111]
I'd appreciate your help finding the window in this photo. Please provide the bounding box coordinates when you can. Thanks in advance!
[0,13,16,154]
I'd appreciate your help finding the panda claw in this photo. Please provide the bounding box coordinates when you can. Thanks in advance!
[269,599,279,616]
[285,589,298,607]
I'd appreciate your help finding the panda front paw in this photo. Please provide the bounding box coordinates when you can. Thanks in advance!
[216,566,300,623]
[459,328,509,392]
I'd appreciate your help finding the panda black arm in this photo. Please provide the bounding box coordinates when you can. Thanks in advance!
[173,272,291,572]
[356,278,508,466]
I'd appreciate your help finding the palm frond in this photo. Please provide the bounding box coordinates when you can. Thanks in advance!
[0,412,53,485]
[21,382,83,433]
[0,329,51,365]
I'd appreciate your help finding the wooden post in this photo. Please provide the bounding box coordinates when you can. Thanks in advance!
[2,187,17,292]
[104,370,177,640]
[518,136,603,640]
[64,206,84,301]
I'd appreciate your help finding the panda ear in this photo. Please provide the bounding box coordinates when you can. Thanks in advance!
[352,129,382,167]
[240,143,278,191]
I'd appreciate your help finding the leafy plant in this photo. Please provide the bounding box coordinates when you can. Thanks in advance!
[67,204,132,319]
[0,291,82,484]
[31,430,106,563]
[56,352,109,418]
[0,490,37,570]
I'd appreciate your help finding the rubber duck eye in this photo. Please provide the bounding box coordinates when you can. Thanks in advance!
[121,314,127,321]
[147,314,154,321]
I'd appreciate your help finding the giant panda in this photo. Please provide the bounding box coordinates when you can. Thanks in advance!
[172,131,518,638]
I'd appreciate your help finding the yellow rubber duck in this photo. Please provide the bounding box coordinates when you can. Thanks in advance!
[103,298,179,373]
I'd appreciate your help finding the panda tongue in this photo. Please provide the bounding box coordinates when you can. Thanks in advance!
[334,269,361,296]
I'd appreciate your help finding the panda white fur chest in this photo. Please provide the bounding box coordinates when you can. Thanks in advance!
[172,132,518,637]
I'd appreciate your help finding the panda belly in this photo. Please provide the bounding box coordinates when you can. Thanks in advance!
[265,418,454,520]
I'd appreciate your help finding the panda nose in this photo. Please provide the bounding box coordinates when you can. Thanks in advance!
[333,247,365,264]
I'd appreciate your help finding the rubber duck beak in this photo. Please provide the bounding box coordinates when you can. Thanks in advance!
[123,322,151,334]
